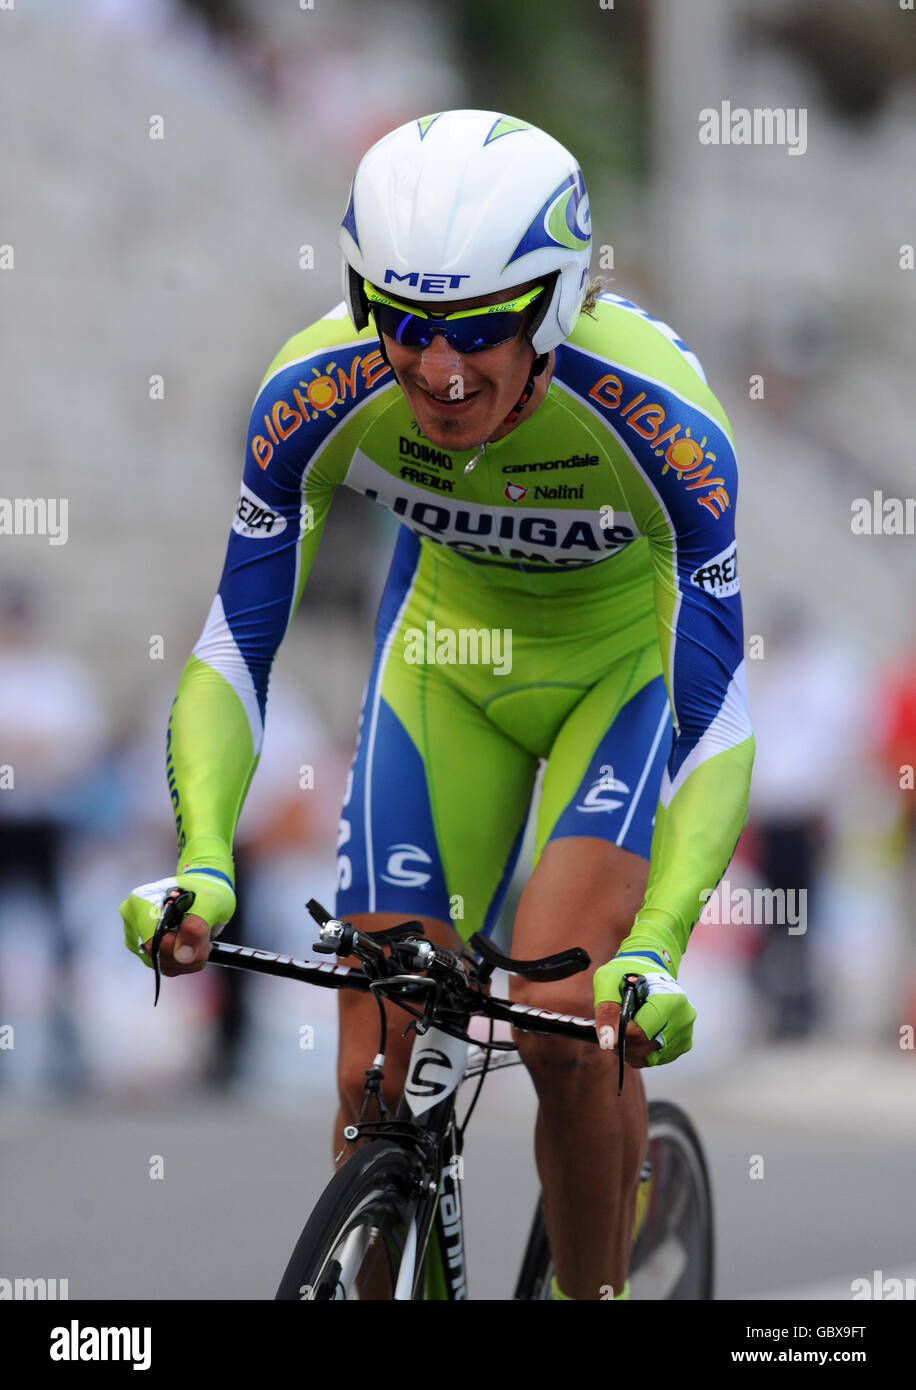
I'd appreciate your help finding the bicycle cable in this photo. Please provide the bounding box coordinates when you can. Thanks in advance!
[457,1015,494,1142]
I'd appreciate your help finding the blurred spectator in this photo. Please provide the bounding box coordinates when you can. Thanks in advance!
[0,586,106,1091]
[873,637,916,1026]
[745,597,864,1039]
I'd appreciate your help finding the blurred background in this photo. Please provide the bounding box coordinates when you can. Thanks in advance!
[2,0,916,1301]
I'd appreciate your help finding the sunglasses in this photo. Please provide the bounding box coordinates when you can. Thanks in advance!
[364,280,544,353]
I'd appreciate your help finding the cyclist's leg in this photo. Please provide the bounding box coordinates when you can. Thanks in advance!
[511,840,649,1300]
[510,644,672,1301]
[333,533,537,1158]
[334,911,461,1162]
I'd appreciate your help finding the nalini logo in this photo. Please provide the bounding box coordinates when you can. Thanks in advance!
[381,844,432,888]
[504,483,527,502]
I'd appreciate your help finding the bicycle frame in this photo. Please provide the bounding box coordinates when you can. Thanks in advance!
[153,917,712,1303]
[396,1025,469,1299]
[204,934,597,1300]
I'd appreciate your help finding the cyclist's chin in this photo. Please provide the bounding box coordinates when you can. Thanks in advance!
[408,387,501,449]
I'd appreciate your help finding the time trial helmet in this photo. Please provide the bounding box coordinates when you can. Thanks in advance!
[339,109,592,356]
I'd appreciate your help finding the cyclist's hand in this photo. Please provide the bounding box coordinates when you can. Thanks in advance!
[593,952,696,1067]
[120,872,235,973]
[594,997,660,1067]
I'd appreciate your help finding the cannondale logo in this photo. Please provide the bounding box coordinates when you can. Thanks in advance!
[381,843,432,888]
[572,180,591,240]
[576,768,630,814]
[506,170,591,266]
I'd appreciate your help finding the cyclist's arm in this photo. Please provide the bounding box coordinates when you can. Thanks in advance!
[624,382,754,976]
[164,330,348,902]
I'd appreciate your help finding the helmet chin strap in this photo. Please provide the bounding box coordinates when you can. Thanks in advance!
[463,351,549,474]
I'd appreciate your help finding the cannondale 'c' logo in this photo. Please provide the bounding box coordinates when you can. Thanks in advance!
[381,843,432,888]
[506,170,591,267]
[573,187,591,239]
[556,171,590,247]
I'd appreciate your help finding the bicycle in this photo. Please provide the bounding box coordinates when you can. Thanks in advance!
[150,888,714,1300]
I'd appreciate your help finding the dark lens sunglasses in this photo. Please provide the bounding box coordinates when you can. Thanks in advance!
[364,280,544,353]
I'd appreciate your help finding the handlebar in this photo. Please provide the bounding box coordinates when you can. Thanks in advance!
[147,894,648,1082]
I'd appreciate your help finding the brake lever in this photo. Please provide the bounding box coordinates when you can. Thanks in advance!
[617,972,648,1096]
[150,887,196,1006]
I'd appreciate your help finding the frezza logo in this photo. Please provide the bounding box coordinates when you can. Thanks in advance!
[504,482,528,502]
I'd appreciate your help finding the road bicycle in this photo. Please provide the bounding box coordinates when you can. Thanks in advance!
[151,889,714,1300]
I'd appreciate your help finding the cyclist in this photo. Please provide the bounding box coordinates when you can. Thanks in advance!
[121,109,754,1301]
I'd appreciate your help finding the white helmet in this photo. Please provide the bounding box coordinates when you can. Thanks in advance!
[339,109,592,355]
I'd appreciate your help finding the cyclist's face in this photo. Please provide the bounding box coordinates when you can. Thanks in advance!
[378,281,542,449]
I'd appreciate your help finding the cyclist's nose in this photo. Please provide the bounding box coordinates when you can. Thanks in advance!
[417,333,467,392]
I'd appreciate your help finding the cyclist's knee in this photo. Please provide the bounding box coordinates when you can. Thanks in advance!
[513,1009,605,1090]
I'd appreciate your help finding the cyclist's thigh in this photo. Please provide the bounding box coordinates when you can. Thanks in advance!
[336,912,461,1101]
[335,579,538,943]
[510,642,671,1012]
[509,841,651,1016]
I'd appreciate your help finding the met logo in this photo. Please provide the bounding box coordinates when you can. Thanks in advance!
[384,270,470,294]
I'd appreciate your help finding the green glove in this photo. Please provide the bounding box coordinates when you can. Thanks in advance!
[120,837,236,968]
[593,949,696,1065]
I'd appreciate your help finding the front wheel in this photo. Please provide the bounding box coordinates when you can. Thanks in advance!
[275,1141,424,1301]
[514,1099,715,1300]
